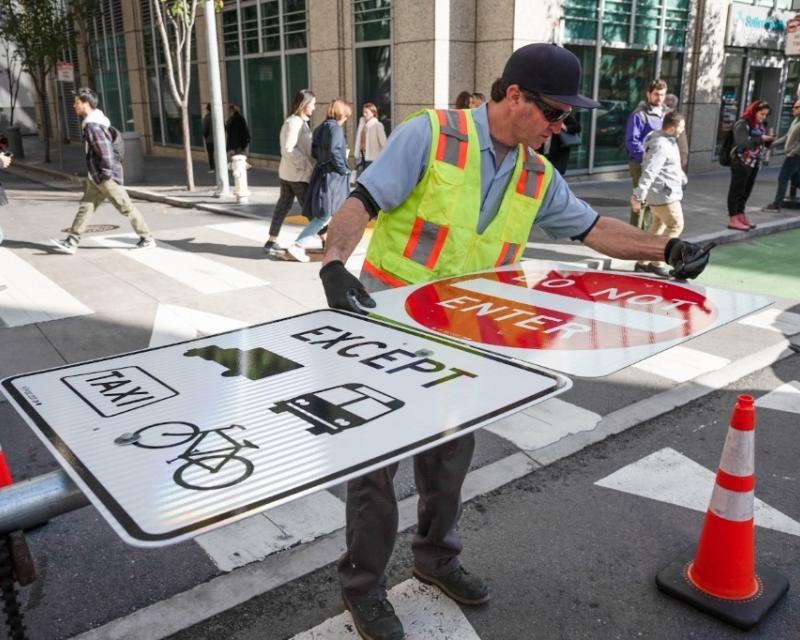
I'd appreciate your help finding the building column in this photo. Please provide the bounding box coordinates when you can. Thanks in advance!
[122,1,153,153]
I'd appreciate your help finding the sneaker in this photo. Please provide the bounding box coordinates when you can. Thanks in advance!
[727,213,750,231]
[762,202,781,212]
[286,242,310,263]
[135,237,157,250]
[413,566,490,606]
[51,236,79,254]
[263,239,286,255]
[343,594,404,640]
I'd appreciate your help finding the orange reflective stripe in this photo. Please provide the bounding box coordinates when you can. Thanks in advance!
[363,259,408,288]
[455,110,468,168]
[716,469,755,493]
[403,217,426,259]
[494,242,522,266]
[495,242,511,267]
[424,226,449,269]
[516,147,546,198]
[435,109,468,169]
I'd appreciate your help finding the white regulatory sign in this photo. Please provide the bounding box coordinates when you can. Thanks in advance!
[2,310,569,547]
[369,261,773,377]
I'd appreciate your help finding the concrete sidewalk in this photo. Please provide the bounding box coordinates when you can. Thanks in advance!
[9,132,800,242]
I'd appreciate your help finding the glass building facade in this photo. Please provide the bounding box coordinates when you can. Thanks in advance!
[562,0,691,172]
[354,0,393,133]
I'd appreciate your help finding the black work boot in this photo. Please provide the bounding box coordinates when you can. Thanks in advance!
[413,565,490,605]
[343,593,405,640]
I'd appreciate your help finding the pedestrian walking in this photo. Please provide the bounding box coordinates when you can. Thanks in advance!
[286,99,351,263]
[317,43,713,640]
[51,88,155,255]
[544,112,581,175]
[763,99,800,212]
[455,91,472,109]
[202,103,215,173]
[631,111,688,277]
[353,102,387,175]
[726,100,774,231]
[625,79,667,229]
[263,89,316,255]
[225,103,250,155]
[0,150,11,245]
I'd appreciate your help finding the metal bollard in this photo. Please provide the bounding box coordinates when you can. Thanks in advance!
[230,154,251,204]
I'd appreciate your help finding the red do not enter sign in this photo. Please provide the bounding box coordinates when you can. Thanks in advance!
[404,268,718,352]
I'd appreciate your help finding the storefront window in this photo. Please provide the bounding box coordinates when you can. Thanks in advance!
[565,45,594,172]
[778,59,800,140]
[604,0,632,43]
[660,51,683,101]
[595,49,656,167]
[563,0,598,41]
[354,0,392,132]
[222,0,309,156]
[716,53,745,155]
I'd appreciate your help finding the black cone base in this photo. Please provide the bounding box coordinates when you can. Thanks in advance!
[656,552,790,630]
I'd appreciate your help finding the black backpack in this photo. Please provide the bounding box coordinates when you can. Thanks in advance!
[108,126,125,163]
[719,126,735,167]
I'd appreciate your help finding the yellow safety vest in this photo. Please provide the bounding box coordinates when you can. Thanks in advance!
[362,108,554,290]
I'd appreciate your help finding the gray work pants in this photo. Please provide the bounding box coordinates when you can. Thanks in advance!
[338,432,476,601]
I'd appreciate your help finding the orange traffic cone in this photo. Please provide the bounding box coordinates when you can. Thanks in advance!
[656,394,789,629]
[0,443,13,487]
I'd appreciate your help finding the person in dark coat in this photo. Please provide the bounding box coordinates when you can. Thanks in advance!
[544,112,581,175]
[225,103,250,155]
[0,150,11,245]
[202,103,215,172]
[286,99,352,262]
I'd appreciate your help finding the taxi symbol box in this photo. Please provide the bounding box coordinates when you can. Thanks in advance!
[1,310,569,547]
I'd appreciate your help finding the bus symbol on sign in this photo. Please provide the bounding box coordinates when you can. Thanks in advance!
[271,383,404,436]
[62,366,178,417]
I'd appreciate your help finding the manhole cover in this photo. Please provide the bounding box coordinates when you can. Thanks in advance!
[580,197,630,208]
[61,224,119,233]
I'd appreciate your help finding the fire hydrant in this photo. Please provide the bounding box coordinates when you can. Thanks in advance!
[230,154,251,204]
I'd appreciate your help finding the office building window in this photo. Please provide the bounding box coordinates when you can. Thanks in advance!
[222,0,309,156]
[354,0,392,132]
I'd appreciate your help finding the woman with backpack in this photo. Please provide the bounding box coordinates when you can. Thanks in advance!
[725,100,774,231]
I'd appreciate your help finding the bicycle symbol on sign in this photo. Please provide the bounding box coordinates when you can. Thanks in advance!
[129,421,260,491]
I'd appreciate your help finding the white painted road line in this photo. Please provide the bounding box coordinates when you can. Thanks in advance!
[755,381,800,415]
[196,491,345,571]
[148,303,248,348]
[90,234,266,294]
[292,579,482,639]
[739,307,800,336]
[595,447,800,537]
[487,398,601,451]
[451,277,686,333]
[0,248,93,327]
[632,345,730,382]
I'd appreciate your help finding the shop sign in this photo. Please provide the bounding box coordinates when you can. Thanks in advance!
[786,16,800,55]
[727,4,788,49]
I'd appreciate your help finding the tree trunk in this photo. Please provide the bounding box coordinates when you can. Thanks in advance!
[181,103,195,191]
[37,72,52,163]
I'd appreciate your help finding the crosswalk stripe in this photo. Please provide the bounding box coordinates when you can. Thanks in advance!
[196,491,346,571]
[148,303,248,348]
[632,345,730,382]
[89,233,267,294]
[755,381,800,415]
[0,247,93,327]
[486,398,600,451]
[291,579,482,640]
[739,307,800,336]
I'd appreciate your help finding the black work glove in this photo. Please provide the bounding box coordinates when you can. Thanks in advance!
[319,260,376,314]
[665,239,715,280]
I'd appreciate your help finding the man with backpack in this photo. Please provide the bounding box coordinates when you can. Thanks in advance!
[51,88,155,254]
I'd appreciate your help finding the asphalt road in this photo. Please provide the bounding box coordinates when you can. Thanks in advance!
[171,353,800,640]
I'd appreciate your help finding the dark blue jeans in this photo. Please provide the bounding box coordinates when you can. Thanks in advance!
[773,155,800,206]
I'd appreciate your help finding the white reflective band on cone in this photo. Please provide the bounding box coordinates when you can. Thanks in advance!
[709,486,755,522]
[719,428,755,476]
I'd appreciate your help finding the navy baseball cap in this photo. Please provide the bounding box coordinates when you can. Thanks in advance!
[502,43,600,109]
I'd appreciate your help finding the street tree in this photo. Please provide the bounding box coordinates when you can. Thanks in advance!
[70,0,101,89]
[0,0,73,162]
[0,38,23,128]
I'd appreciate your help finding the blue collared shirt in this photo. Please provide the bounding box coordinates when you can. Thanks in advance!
[358,103,598,240]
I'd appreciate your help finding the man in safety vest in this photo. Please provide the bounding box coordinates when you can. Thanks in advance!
[318,44,712,640]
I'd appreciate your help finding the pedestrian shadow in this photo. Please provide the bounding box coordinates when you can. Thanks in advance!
[0,239,69,254]
[161,237,272,261]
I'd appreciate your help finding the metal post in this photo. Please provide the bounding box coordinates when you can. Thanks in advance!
[0,471,88,536]
[205,0,231,197]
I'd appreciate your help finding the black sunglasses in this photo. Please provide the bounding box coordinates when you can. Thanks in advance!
[529,93,573,123]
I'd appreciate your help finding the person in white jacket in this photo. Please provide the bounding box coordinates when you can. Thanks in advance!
[630,110,687,277]
[264,89,316,254]
[353,102,387,174]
